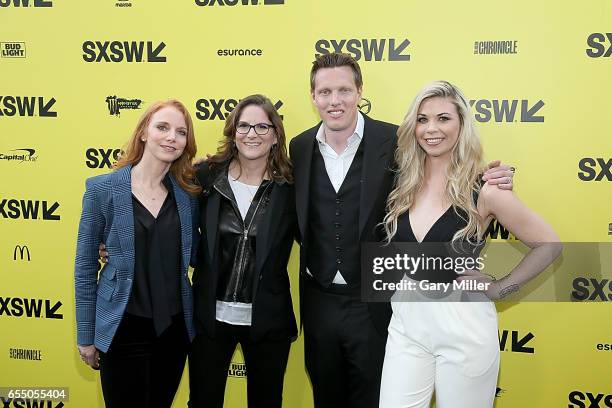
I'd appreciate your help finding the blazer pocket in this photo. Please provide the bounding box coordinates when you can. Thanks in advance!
[97,265,117,301]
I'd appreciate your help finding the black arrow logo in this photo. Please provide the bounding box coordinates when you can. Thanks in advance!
[39,97,57,117]
[148,42,166,62]
[389,39,411,61]
[521,100,544,122]
[42,201,60,220]
[45,300,63,319]
[512,331,534,353]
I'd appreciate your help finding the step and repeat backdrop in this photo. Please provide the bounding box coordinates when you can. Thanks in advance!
[1,1,611,407]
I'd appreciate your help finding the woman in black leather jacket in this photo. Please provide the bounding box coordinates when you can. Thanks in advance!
[189,94,298,408]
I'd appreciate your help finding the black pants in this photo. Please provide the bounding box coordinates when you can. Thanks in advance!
[188,320,291,408]
[99,313,189,408]
[302,278,387,408]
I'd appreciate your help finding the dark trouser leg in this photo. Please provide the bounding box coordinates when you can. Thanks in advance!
[342,302,387,408]
[99,313,188,408]
[241,333,291,408]
[149,315,190,408]
[188,321,238,408]
[303,281,387,408]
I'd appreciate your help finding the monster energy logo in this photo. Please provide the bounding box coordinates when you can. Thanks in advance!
[106,96,143,116]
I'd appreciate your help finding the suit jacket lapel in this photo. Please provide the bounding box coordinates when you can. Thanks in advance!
[111,165,136,277]
[169,175,192,272]
[293,126,317,240]
[359,115,392,238]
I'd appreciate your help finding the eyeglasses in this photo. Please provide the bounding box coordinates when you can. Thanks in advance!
[236,122,275,136]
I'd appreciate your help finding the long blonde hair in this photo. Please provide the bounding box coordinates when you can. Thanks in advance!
[383,81,485,244]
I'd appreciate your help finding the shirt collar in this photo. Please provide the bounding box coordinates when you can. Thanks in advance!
[316,111,364,147]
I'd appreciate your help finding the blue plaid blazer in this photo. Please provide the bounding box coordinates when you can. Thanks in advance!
[74,165,198,352]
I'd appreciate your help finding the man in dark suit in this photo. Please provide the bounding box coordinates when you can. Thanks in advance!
[289,53,514,407]
[289,53,397,408]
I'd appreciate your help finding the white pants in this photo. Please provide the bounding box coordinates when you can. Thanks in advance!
[379,300,500,408]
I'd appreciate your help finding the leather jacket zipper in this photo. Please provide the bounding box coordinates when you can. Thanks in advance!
[214,181,272,303]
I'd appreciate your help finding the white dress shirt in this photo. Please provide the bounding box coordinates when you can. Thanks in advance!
[306,112,365,285]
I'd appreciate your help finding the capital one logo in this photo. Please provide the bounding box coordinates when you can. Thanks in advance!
[195,0,283,6]
[0,0,52,7]
[498,329,534,353]
[578,158,612,181]
[572,278,612,301]
[586,33,612,58]
[568,391,612,408]
[469,99,544,123]
[315,38,411,62]
[82,41,166,63]
[195,98,283,120]
[0,96,57,117]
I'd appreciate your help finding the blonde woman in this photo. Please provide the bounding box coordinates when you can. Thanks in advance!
[378,81,560,408]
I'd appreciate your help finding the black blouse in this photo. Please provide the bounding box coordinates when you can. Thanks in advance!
[126,176,182,336]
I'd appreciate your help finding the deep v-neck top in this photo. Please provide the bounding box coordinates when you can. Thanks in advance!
[395,206,465,243]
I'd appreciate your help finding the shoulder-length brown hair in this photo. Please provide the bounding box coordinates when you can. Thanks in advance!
[208,94,293,184]
[114,99,201,195]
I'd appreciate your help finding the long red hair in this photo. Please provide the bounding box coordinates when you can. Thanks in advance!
[114,99,201,195]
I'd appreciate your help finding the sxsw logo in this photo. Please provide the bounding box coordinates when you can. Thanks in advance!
[568,391,612,408]
[1,42,26,58]
[82,41,166,63]
[0,0,52,6]
[486,220,516,240]
[195,98,283,120]
[315,38,411,62]
[578,158,611,181]
[85,148,122,169]
[0,297,63,319]
[572,278,612,301]
[0,399,64,408]
[0,96,57,117]
[195,0,284,6]
[469,99,544,123]
[0,198,60,221]
[13,245,31,261]
[498,329,534,353]
[586,33,612,58]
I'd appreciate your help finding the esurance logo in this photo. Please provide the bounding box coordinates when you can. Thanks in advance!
[0,198,60,221]
[499,329,534,353]
[315,38,411,62]
[106,96,143,116]
[196,98,283,120]
[86,148,122,169]
[195,0,283,6]
[0,96,57,117]
[82,41,166,63]
[0,0,52,7]
[578,158,612,182]
[469,99,544,123]
[1,42,26,58]
[586,33,612,58]
[572,278,612,301]
[568,391,612,408]
[0,148,37,163]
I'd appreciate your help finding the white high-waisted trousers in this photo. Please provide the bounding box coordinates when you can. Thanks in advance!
[379,294,500,408]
